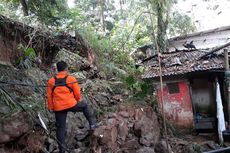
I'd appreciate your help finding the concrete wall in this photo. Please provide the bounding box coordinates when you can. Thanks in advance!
[191,79,216,117]
[157,81,194,128]
[168,27,230,52]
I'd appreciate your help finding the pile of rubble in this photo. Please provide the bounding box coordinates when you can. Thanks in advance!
[90,104,162,153]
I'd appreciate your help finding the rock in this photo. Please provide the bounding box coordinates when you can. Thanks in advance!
[91,105,161,152]
[71,72,86,81]
[17,130,46,153]
[107,113,118,118]
[75,131,90,141]
[0,105,10,115]
[109,81,127,95]
[119,111,130,118]
[118,120,129,141]
[0,113,31,144]
[118,105,135,118]
[0,134,10,144]
[65,112,88,148]
[0,148,6,153]
[186,143,203,153]
[73,148,81,153]
[136,147,155,153]
[133,109,160,147]
[54,48,91,71]
[134,108,145,120]
[93,95,110,106]
[108,118,117,125]
[121,139,140,150]
[93,125,118,151]
[155,140,172,153]
[47,138,57,152]
[25,67,48,85]
[201,141,220,150]
[112,94,123,102]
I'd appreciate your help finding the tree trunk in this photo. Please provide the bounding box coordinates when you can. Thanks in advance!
[120,0,123,15]
[156,1,167,53]
[100,0,105,32]
[20,0,28,16]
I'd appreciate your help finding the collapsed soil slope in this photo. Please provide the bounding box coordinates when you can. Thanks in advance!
[0,15,95,66]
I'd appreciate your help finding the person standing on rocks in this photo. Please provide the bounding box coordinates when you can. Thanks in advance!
[47,61,98,153]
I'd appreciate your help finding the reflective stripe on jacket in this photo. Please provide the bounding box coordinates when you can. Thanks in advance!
[47,71,81,111]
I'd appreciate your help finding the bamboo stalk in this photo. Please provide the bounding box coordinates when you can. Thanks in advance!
[149,6,170,153]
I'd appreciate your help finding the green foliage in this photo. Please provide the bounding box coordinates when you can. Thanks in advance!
[78,25,132,75]
[79,26,111,56]
[0,0,196,66]
[0,0,196,78]
[27,0,69,26]
[124,74,154,98]
[24,47,36,58]
[1,0,69,26]
[125,75,136,87]
[168,11,196,36]
[65,8,87,29]
[0,1,19,19]
[0,89,16,109]
[104,62,127,77]
[16,44,36,65]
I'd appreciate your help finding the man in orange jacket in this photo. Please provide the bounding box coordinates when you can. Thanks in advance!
[47,61,97,153]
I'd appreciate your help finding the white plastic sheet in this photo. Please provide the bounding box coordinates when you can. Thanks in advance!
[216,81,226,144]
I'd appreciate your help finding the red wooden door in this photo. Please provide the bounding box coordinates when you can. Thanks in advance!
[157,81,193,128]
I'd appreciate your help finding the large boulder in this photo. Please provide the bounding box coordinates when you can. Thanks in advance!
[134,115,160,146]
[0,64,47,152]
[54,48,91,71]
[0,112,31,143]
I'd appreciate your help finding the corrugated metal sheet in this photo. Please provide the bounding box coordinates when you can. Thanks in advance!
[142,50,224,78]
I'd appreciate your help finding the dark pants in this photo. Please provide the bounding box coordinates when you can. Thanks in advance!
[55,100,96,153]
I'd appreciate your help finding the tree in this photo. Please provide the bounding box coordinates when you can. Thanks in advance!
[20,0,28,16]
[148,0,171,52]
[100,0,105,32]
[168,11,196,36]
[2,0,69,26]
[0,0,196,71]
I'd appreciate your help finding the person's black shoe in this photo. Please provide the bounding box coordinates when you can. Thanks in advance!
[90,123,99,130]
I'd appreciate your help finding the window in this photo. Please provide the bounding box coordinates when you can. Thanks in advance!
[167,83,180,94]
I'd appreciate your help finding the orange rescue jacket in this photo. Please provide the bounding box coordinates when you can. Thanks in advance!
[47,71,81,111]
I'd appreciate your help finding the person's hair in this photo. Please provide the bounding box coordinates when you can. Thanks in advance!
[56,61,68,72]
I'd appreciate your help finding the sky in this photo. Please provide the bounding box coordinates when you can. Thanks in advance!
[68,0,75,8]
[174,0,230,31]
[67,0,230,31]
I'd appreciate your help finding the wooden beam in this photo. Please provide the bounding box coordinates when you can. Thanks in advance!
[224,49,229,71]
[199,42,230,59]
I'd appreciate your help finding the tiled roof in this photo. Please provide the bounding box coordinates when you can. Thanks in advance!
[142,49,224,79]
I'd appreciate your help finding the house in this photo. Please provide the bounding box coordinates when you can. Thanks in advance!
[141,26,230,130]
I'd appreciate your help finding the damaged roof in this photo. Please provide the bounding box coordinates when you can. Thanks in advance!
[142,25,230,79]
[141,48,229,79]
